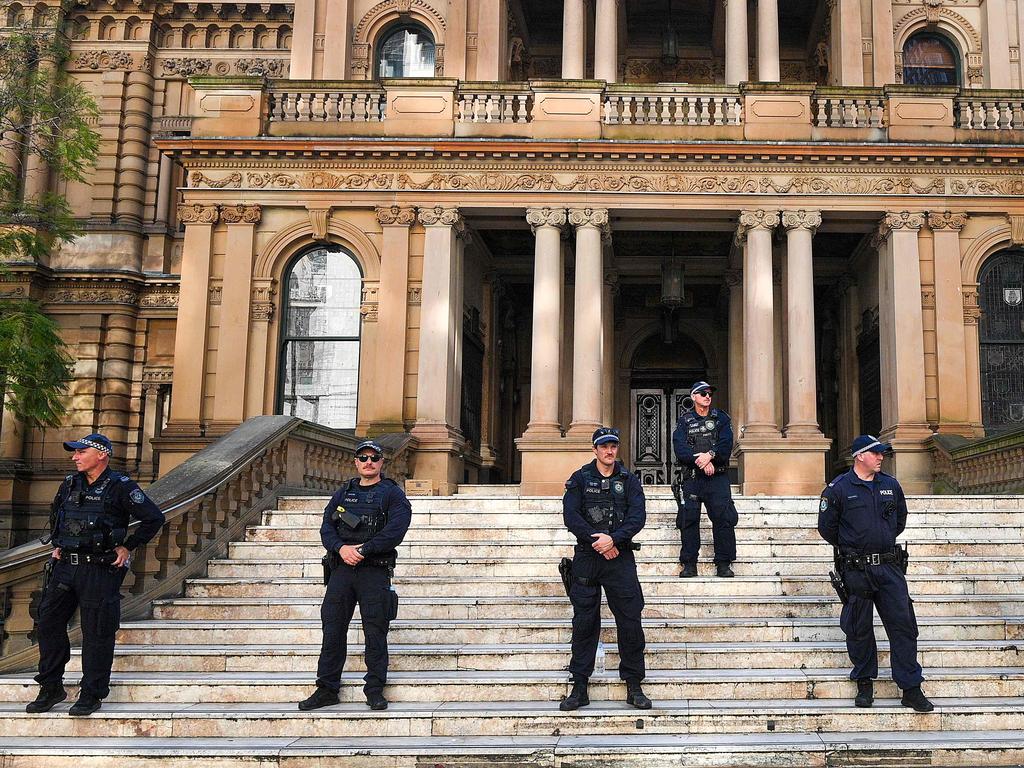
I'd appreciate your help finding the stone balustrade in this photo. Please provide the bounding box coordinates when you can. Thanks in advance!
[956,92,1024,130]
[0,416,414,672]
[931,427,1024,494]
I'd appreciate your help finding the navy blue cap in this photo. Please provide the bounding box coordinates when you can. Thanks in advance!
[354,440,384,456]
[592,427,620,446]
[851,434,891,457]
[63,433,113,456]
[690,381,716,396]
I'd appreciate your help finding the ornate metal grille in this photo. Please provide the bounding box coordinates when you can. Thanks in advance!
[980,250,1024,431]
[631,390,667,484]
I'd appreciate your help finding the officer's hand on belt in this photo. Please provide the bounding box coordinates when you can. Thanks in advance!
[339,544,365,566]
[112,545,131,568]
[591,533,618,559]
[52,547,61,560]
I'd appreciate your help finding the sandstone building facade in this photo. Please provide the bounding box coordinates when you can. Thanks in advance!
[2,0,1024,542]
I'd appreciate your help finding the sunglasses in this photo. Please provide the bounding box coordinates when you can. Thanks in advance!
[355,454,383,463]
[693,391,712,397]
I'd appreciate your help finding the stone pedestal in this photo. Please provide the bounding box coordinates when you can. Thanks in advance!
[736,435,832,495]
[518,435,595,496]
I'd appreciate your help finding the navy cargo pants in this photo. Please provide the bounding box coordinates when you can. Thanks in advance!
[677,471,738,566]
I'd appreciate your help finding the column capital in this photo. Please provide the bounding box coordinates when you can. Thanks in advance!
[781,209,821,232]
[220,204,262,225]
[736,209,780,245]
[927,211,968,232]
[526,207,567,232]
[376,205,416,226]
[417,205,463,228]
[177,203,218,225]
[963,286,981,325]
[878,211,926,238]
[568,207,609,230]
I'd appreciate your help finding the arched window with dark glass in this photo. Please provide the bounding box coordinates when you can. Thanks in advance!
[376,24,435,78]
[902,32,960,86]
[979,249,1024,432]
[278,247,362,429]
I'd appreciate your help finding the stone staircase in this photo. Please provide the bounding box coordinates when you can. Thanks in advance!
[2,489,1024,766]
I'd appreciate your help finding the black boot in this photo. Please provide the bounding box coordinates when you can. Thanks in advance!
[366,692,388,710]
[298,687,340,711]
[25,686,67,713]
[679,563,698,578]
[854,679,873,708]
[68,693,102,717]
[715,563,735,578]
[625,681,652,709]
[901,686,934,713]
[559,679,590,711]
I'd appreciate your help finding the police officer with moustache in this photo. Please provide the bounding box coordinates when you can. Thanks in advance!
[672,381,738,578]
[818,435,933,713]
[559,427,652,711]
[299,440,411,712]
[26,433,165,716]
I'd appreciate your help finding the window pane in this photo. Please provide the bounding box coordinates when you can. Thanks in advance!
[281,340,360,429]
[378,28,435,78]
[285,249,361,338]
[903,34,958,86]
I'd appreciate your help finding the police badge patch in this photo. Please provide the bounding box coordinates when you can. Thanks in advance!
[613,480,625,494]
[819,498,828,512]
[705,420,716,431]
[130,488,145,504]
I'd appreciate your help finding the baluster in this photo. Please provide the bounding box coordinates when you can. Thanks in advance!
[986,101,999,129]
[129,538,161,595]
[487,94,497,123]
[871,99,884,128]
[700,97,711,126]
[973,101,985,129]
[155,518,181,580]
[499,94,510,123]
[997,101,1011,129]
[814,99,826,127]
[1012,101,1024,130]
[517,94,529,123]
[658,96,669,125]
[1,579,39,657]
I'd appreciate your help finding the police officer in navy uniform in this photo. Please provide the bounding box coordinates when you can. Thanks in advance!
[559,427,652,711]
[672,381,738,578]
[299,440,412,711]
[26,433,165,716]
[818,435,933,713]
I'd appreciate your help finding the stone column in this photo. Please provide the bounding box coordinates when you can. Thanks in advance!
[370,205,415,434]
[835,275,861,455]
[291,0,315,78]
[928,212,972,435]
[782,210,822,435]
[870,0,895,86]
[594,0,618,82]
[739,209,780,437]
[155,153,175,226]
[962,286,984,434]
[323,0,353,79]
[478,273,501,473]
[412,206,466,494]
[562,0,586,78]
[117,68,156,228]
[165,204,217,435]
[523,207,566,437]
[568,207,608,437]
[725,0,749,84]
[245,278,277,419]
[983,0,1012,88]
[835,0,864,85]
[602,267,617,426]
[726,269,745,428]
[876,212,932,491]
[210,204,261,433]
[756,0,780,82]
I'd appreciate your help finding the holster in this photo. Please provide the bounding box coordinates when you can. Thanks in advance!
[321,550,340,585]
[829,569,850,604]
[558,557,573,597]
[896,543,910,574]
[41,557,55,593]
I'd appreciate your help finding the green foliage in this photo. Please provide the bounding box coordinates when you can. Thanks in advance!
[0,300,74,426]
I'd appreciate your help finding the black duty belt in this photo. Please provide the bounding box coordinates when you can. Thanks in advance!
[842,550,898,569]
[62,551,116,566]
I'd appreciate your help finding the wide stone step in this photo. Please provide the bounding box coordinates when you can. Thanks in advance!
[72,639,1024,674]
[6,730,1024,768]
[2,698,1023,739]
[2,667,1023,703]
[114,616,1024,645]
[153,591,1024,621]
[176,586,1024,619]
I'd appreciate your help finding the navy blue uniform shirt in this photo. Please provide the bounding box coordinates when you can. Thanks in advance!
[817,469,909,554]
[672,409,734,471]
[51,468,166,551]
[320,476,412,556]
[562,460,646,548]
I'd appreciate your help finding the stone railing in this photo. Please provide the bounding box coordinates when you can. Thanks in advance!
[152,115,195,135]
[184,76,1024,145]
[0,416,414,672]
[931,427,1024,494]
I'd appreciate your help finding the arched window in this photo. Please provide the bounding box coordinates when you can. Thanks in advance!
[902,32,959,86]
[278,247,362,429]
[376,24,435,78]
[979,249,1024,432]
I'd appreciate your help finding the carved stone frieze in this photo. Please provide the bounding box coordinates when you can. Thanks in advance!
[178,203,219,224]
[927,212,968,231]
[190,171,242,189]
[951,178,1024,196]
[568,207,609,229]
[525,207,567,232]
[235,58,286,77]
[73,50,143,71]
[163,58,212,77]
[142,366,173,386]
[781,209,822,232]
[140,286,179,308]
[46,283,139,305]
[220,204,262,224]
[375,205,416,226]
[417,206,462,227]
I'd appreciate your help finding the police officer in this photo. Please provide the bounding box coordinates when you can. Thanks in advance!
[672,381,738,578]
[299,440,412,711]
[559,427,652,711]
[818,435,933,713]
[26,433,165,716]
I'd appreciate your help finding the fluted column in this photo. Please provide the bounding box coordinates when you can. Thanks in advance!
[756,0,780,81]
[725,0,749,84]
[962,286,983,434]
[602,267,617,426]
[562,0,586,78]
[782,210,822,435]
[523,207,567,437]
[568,207,608,436]
[726,269,745,428]
[155,154,175,226]
[738,209,780,436]
[594,0,618,82]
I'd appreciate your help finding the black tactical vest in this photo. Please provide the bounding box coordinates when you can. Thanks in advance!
[580,465,629,533]
[332,478,388,545]
[55,474,127,553]
[684,410,720,455]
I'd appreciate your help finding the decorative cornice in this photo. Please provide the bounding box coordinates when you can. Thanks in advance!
[927,211,968,231]
[375,205,416,226]
[526,207,567,232]
[568,207,609,229]
[879,211,926,238]
[781,209,822,232]
[178,203,219,224]
[417,205,462,227]
[46,281,140,306]
[220,204,262,224]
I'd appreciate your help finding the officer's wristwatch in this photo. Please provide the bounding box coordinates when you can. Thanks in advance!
[356,546,364,556]
[707,451,716,459]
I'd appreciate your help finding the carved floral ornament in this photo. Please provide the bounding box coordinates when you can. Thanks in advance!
[568,207,609,229]
[177,203,261,224]
[375,205,416,226]
[526,207,567,232]
[927,212,968,231]
[781,209,822,232]
[417,205,462,227]
[73,50,147,71]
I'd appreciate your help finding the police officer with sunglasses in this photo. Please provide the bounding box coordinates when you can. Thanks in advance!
[298,440,412,711]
